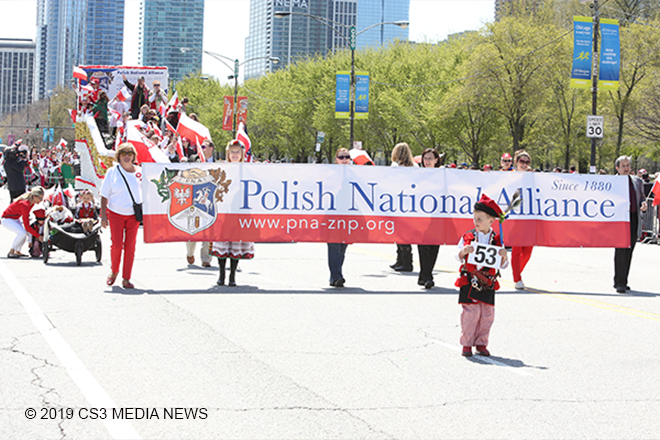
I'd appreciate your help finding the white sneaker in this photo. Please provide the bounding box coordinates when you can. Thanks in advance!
[515,280,525,290]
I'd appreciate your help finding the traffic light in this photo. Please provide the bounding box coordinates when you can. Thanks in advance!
[36,123,40,131]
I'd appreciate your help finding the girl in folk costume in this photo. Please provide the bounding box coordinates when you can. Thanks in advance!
[210,140,254,286]
[75,189,99,220]
[455,194,509,357]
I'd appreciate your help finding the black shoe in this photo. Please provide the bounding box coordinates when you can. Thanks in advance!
[390,262,399,269]
[330,278,345,288]
[393,265,413,272]
[615,286,626,293]
[626,286,631,291]
[228,280,236,287]
[424,280,434,289]
[417,279,425,286]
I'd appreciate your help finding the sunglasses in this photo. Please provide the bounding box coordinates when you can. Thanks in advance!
[336,155,350,160]
[518,159,531,165]
[502,159,512,163]
[202,146,212,149]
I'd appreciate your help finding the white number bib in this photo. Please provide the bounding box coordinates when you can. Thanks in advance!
[466,243,504,270]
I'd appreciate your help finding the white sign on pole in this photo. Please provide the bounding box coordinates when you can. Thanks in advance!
[586,115,604,138]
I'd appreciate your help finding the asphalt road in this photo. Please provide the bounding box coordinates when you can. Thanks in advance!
[1,189,659,440]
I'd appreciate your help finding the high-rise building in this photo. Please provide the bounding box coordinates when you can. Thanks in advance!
[0,39,35,120]
[356,0,409,48]
[34,0,125,100]
[245,0,409,79]
[140,0,204,83]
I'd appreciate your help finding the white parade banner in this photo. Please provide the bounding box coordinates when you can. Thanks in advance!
[141,163,631,247]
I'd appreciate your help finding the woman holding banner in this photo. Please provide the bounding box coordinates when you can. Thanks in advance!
[210,140,254,286]
[389,143,417,272]
[417,148,443,289]
[327,148,352,287]
[511,149,533,289]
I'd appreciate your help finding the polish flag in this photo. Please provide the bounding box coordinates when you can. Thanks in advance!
[148,121,162,138]
[236,122,252,163]
[167,91,179,111]
[67,109,77,123]
[57,138,68,149]
[651,180,660,207]
[349,148,374,166]
[176,113,211,151]
[78,84,94,97]
[45,184,76,207]
[73,66,88,82]
[158,100,168,118]
[125,120,170,164]
[116,86,132,102]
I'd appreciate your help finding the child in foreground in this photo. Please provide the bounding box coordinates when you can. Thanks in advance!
[455,194,509,357]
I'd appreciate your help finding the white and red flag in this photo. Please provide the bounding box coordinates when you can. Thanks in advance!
[116,86,132,102]
[57,138,68,149]
[165,119,178,136]
[125,120,170,164]
[45,184,76,207]
[349,148,374,166]
[158,100,168,119]
[67,109,77,123]
[167,91,179,111]
[651,179,660,207]
[236,122,252,163]
[73,66,87,82]
[176,113,211,151]
[78,83,94,97]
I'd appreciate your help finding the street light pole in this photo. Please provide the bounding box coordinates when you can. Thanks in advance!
[180,47,280,138]
[274,12,408,149]
[590,0,600,174]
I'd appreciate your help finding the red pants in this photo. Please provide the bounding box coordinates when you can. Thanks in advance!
[460,302,495,347]
[511,246,533,282]
[107,209,140,280]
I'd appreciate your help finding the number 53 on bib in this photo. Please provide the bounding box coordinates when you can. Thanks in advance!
[466,243,505,270]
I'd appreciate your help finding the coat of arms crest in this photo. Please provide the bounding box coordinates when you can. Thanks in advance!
[151,167,232,235]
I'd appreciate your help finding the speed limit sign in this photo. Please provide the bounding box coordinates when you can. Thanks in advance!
[586,115,604,138]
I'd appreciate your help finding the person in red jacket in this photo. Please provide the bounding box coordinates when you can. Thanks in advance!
[455,194,509,357]
[1,186,45,258]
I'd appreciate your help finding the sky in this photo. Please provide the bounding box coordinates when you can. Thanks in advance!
[0,0,494,83]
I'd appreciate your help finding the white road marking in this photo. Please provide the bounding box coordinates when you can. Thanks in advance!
[0,262,142,440]
[427,337,533,376]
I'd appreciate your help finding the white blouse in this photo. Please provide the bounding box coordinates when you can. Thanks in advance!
[100,164,142,216]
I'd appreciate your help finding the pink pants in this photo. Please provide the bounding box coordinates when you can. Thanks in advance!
[460,302,495,347]
[108,209,139,280]
[511,246,533,282]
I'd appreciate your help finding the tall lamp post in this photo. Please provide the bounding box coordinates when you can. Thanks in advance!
[180,47,279,137]
[274,11,408,148]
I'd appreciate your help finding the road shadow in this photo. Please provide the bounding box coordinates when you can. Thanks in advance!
[466,354,548,371]
[140,285,460,295]
[524,287,660,298]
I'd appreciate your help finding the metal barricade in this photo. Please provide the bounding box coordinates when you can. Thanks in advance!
[641,196,659,244]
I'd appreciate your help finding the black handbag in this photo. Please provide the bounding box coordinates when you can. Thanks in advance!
[117,166,143,222]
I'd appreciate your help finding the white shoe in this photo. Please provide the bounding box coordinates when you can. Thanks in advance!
[514,280,525,290]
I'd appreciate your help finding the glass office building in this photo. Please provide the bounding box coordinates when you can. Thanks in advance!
[0,39,35,120]
[245,0,329,80]
[34,0,124,100]
[356,0,409,49]
[140,0,204,83]
[245,0,409,79]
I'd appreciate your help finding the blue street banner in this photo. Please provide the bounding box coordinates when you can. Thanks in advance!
[335,71,350,119]
[43,129,48,142]
[355,72,370,120]
[49,128,55,143]
[598,18,620,91]
[570,16,593,89]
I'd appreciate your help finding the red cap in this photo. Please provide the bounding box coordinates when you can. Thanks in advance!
[90,78,100,84]
[449,163,457,168]
[483,164,493,170]
[501,153,512,160]
[33,209,46,220]
[474,194,503,218]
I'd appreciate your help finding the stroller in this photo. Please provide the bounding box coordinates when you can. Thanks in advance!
[42,204,102,266]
